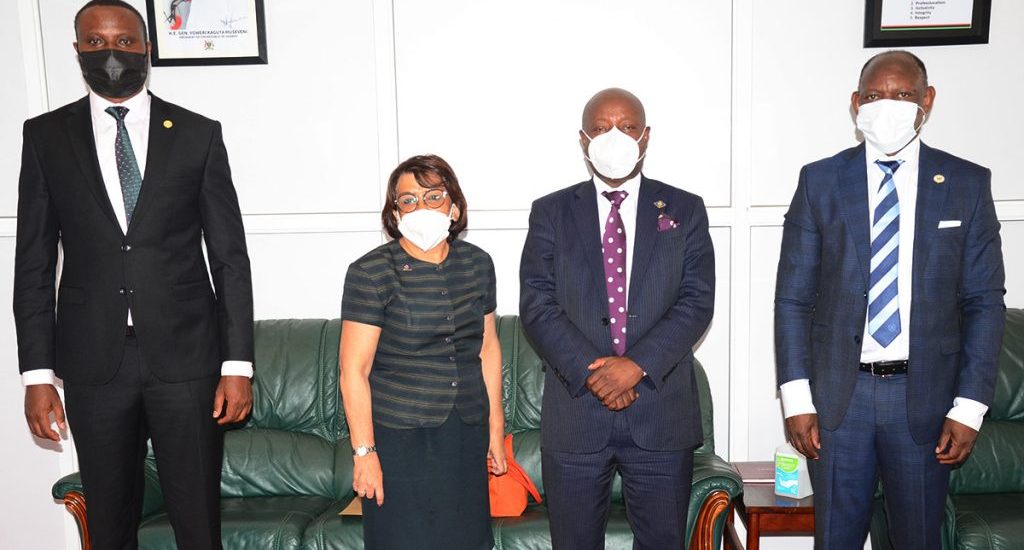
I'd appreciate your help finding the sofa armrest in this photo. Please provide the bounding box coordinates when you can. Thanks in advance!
[52,468,167,549]
[686,453,743,550]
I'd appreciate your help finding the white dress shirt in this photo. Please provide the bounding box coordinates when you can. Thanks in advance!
[22,90,252,386]
[595,174,641,309]
[780,137,988,431]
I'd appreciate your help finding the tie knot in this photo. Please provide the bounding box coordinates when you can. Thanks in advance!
[602,190,628,208]
[875,159,902,175]
[105,106,129,122]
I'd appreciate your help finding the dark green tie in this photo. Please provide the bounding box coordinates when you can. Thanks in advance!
[105,106,143,225]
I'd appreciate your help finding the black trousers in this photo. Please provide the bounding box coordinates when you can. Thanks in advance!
[64,335,223,550]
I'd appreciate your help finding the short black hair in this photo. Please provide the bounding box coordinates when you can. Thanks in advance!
[74,0,149,41]
[859,50,928,88]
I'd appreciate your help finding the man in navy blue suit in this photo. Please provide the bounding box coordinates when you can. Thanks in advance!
[520,88,715,549]
[775,51,1005,549]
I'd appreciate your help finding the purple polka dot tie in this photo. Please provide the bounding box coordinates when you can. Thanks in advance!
[601,190,628,356]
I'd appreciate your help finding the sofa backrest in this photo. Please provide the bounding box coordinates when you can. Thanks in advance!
[494,314,716,499]
[219,319,342,499]
[949,308,1024,495]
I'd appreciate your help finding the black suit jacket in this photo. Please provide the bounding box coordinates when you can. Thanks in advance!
[519,176,715,452]
[14,94,254,385]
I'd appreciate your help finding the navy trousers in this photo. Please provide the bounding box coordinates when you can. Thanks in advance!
[543,413,695,550]
[809,372,950,550]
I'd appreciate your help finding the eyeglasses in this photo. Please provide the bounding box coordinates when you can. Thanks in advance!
[395,189,449,214]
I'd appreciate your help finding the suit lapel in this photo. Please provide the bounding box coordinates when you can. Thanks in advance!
[66,96,122,233]
[837,144,871,288]
[128,94,177,234]
[627,176,661,295]
[571,181,606,293]
[912,143,949,284]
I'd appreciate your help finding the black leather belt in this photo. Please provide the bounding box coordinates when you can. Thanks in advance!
[126,326,136,337]
[859,360,907,376]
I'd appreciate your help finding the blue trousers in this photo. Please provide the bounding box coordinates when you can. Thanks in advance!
[809,372,950,550]
[542,413,695,550]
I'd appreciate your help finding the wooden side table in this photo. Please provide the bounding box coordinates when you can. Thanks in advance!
[724,462,814,550]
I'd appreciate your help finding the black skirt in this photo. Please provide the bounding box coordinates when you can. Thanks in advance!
[362,412,493,550]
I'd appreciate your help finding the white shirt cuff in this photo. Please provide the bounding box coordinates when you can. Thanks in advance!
[22,369,56,386]
[780,378,817,418]
[946,397,988,432]
[221,361,254,378]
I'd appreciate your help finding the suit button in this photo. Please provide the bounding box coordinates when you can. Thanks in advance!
[451,381,458,387]
[440,289,448,296]
[449,356,456,362]
[445,315,453,321]
[121,244,132,252]
[129,289,134,295]
[601,317,610,326]
[854,335,862,344]
[445,336,453,343]
[119,288,126,295]
[863,292,868,299]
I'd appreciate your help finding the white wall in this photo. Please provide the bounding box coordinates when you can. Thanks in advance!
[2,1,1023,549]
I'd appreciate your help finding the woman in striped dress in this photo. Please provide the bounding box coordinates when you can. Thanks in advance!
[340,154,507,549]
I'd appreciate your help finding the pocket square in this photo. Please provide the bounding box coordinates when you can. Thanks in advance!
[938,220,962,229]
[657,214,680,232]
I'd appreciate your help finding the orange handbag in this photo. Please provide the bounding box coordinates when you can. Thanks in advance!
[488,433,542,517]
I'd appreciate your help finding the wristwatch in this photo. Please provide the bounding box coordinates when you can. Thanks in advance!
[353,445,377,457]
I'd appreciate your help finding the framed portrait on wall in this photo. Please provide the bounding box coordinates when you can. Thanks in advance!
[864,0,991,47]
[146,0,268,66]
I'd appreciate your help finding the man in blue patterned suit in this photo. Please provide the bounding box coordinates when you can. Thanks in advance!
[775,51,1005,549]
[520,88,716,549]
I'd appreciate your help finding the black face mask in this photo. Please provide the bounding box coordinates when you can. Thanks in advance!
[78,49,149,99]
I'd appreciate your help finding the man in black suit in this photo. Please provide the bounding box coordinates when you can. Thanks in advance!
[15,1,254,548]
[519,88,715,549]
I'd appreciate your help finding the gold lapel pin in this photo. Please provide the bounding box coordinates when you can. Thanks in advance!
[653,200,666,209]
[933,174,945,184]
[401,264,412,272]
[163,119,174,129]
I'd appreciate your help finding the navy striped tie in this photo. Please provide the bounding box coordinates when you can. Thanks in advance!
[868,159,903,347]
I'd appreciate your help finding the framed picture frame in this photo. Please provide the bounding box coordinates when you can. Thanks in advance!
[146,0,268,66]
[864,0,991,48]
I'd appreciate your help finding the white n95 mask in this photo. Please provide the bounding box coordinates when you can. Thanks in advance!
[397,207,453,252]
[583,127,646,180]
[856,99,925,155]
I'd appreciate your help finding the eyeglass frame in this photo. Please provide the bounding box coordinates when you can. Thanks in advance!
[394,189,450,214]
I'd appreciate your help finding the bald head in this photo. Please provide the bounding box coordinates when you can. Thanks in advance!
[582,88,646,130]
[859,50,928,91]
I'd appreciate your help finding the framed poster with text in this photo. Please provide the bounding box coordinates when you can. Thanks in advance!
[146,0,268,66]
[864,0,991,47]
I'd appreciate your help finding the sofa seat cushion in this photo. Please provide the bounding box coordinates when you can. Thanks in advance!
[138,496,335,550]
[953,493,1024,550]
[301,500,369,550]
[492,503,635,549]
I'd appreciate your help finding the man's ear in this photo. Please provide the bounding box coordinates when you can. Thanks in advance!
[850,91,861,116]
[147,41,153,56]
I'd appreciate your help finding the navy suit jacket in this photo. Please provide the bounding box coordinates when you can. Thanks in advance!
[520,176,715,453]
[774,143,1005,444]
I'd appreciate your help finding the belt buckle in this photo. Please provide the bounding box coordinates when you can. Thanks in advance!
[872,363,893,378]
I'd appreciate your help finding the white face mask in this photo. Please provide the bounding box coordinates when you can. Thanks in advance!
[856,99,925,155]
[397,206,453,252]
[583,126,646,180]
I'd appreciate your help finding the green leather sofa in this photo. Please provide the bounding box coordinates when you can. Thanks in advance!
[870,308,1024,550]
[53,315,741,549]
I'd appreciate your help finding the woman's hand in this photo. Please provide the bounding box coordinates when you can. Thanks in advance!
[353,453,385,505]
[488,435,508,476]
